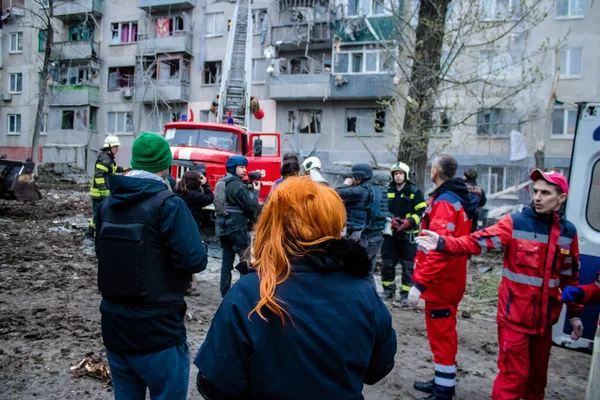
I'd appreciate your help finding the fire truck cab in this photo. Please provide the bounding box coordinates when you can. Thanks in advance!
[164,122,282,204]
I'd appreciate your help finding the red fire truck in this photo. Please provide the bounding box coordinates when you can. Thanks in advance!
[164,121,281,204]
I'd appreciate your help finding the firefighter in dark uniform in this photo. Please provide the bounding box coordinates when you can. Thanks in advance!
[84,135,129,242]
[381,162,426,306]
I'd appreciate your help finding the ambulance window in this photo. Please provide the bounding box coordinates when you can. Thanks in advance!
[587,160,600,231]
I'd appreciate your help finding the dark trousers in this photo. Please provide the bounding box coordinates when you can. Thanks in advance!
[219,230,250,298]
[106,342,189,400]
[363,234,383,289]
[85,198,104,239]
[381,235,416,297]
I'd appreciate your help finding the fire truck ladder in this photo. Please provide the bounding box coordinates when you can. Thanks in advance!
[217,0,253,127]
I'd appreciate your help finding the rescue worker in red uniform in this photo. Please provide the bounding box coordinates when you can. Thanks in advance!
[415,169,584,400]
[409,155,479,400]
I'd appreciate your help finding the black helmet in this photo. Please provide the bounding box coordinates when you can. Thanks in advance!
[351,163,373,180]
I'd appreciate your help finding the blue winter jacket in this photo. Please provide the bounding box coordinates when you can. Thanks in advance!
[193,239,397,399]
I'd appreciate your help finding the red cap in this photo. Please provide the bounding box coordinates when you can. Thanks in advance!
[530,169,568,195]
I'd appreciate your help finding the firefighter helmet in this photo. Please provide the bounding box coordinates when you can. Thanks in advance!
[391,162,410,178]
[302,156,322,171]
[103,135,121,148]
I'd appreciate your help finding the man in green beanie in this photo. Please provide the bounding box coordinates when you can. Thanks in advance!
[94,132,208,400]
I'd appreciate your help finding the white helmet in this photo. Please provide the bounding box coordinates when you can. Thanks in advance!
[302,156,321,171]
[103,135,121,148]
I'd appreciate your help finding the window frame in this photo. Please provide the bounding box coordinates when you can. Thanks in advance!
[480,0,522,21]
[551,108,577,137]
[333,47,395,75]
[430,108,453,137]
[61,110,75,130]
[476,108,519,137]
[38,30,48,52]
[9,73,23,94]
[251,9,267,35]
[205,12,226,37]
[557,47,583,79]
[344,108,386,137]
[107,111,134,135]
[40,113,48,136]
[7,114,22,135]
[555,0,585,19]
[476,165,521,198]
[110,21,138,45]
[107,66,135,90]
[9,32,23,53]
[202,61,222,86]
[285,109,323,135]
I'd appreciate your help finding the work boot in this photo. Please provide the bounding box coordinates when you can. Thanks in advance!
[400,293,409,307]
[413,379,434,393]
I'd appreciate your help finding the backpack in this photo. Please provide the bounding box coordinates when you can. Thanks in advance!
[214,175,235,216]
[367,185,382,228]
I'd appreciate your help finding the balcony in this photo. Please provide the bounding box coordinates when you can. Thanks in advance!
[51,40,100,60]
[271,22,331,50]
[269,74,330,100]
[328,74,395,100]
[142,80,189,103]
[49,85,100,106]
[137,0,195,12]
[53,0,104,21]
[138,32,192,55]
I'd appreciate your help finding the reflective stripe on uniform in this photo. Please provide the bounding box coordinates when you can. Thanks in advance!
[447,222,455,232]
[112,166,118,173]
[415,202,427,210]
[401,284,412,292]
[434,363,456,388]
[491,236,502,248]
[503,268,560,288]
[94,178,105,185]
[564,257,572,264]
[410,193,415,199]
[557,236,573,246]
[411,214,421,225]
[512,230,549,243]
[452,202,462,211]
[388,193,395,199]
[434,363,457,374]
[382,280,395,287]
[559,269,573,276]
[96,163,109,172]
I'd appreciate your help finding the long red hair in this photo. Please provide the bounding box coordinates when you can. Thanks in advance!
[250,176,346,324]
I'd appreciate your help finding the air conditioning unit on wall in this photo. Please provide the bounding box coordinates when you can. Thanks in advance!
[119,88,133,98]
[1,93,12,101]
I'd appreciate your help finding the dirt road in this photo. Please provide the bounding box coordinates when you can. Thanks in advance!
[0,183,591,399]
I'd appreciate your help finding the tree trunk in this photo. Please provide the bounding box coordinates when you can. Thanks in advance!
[398,0,450,189]
[31,0,54,168]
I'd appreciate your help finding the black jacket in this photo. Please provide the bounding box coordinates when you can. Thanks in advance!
[90,150,125,199]
[215,174,259,237]
[336,181,387,234]
[96,175,208,354]
[194,239,397,399]
[177,183,214,230]
[387,182,426,240]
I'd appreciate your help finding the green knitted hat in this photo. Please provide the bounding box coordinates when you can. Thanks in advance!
[131,132,173,173]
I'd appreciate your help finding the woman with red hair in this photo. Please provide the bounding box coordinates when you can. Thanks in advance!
[193,176,397,399]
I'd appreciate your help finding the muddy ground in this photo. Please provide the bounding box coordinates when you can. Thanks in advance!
[0,182,591,400]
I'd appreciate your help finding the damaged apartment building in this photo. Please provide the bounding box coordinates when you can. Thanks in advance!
[0,0,598,199]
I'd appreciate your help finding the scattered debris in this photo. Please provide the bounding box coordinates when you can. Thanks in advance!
[462,310,472,319]
[70,357,112,385]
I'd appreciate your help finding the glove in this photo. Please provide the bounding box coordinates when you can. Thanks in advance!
[570,317,584,340]
[408,286,422,306]
[562,286,584,303]
[392,217,411,232]
[397,218,412,232]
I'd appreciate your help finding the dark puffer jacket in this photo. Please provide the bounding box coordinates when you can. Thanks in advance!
[177,182,214,231]
[193,239,397,400]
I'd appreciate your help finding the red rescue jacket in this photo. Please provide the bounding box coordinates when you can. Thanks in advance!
[413,179,479,304]
[439,207,583,335]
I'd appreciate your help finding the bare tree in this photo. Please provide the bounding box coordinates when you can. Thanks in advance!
[381,0,556,187]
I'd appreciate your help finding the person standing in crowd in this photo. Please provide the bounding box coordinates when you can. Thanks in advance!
[301,156,329,186]
[335,163,386,288]
[273,154,300,190]
[409,154,479,400]
[84,135,129,244]
[214,155,260,297]
[463,168,487,232]
[175,170,214,233]
[415,169,584,400]
[94,133,208,400]
[193,177,397,399]
[381,162,426,306]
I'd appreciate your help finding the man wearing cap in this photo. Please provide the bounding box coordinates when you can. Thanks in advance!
[84,135,130,243]
[214,155,260,297]
[94,132,208,399]
[415,169,584,400]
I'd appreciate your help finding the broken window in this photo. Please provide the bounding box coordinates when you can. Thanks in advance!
[155,16,185,38]
[108,67,135,89]
[476,108,519,136]
[290,57,311,75]
[345,108,386,136]
[252,9,267,35]
[431,108,452,136]
[111,22,138,44]
[335,48,396,74]
[203,61,222,85]
[286,110,322,134]
[158,59,182,80]
[107,112,133,134]
[62,110,75,130]
[90,107,98,131]
[68,24,91,42]
[372,0,387,14]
